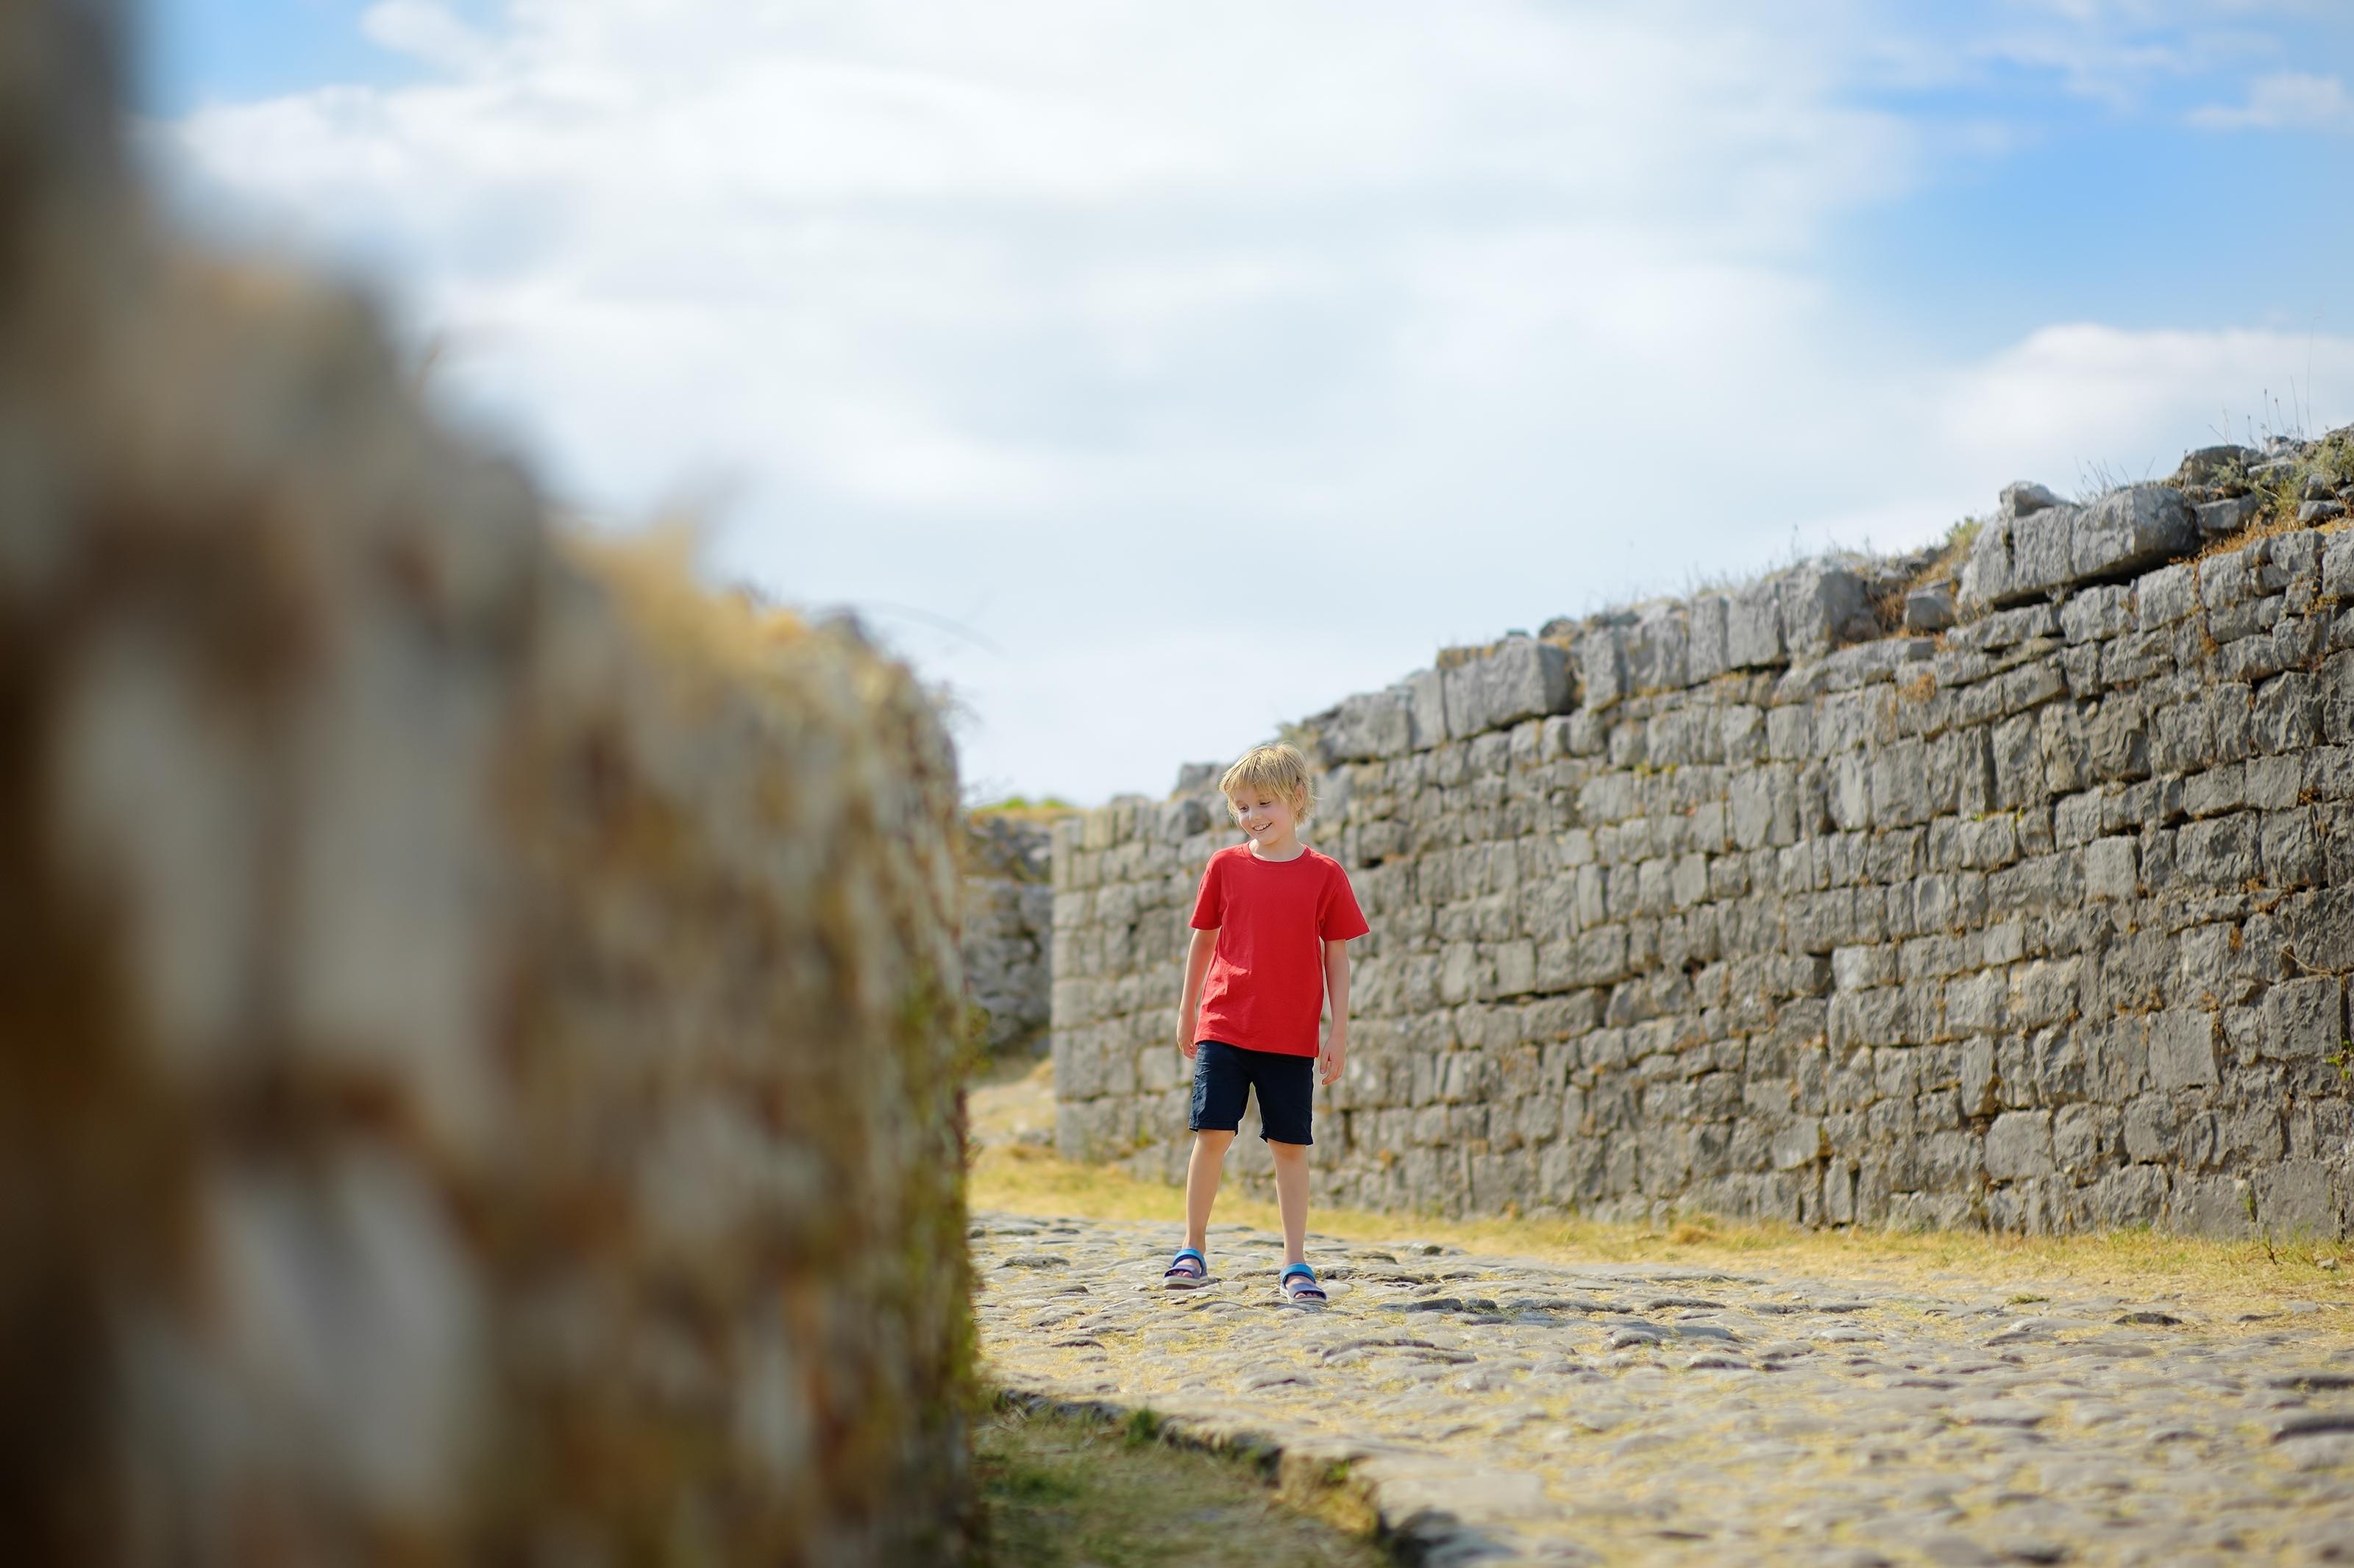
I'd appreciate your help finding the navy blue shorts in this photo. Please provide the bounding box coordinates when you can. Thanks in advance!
[1190,1041,1315,1146]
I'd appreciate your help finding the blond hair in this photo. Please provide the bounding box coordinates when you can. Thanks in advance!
[1220,742,1315,827]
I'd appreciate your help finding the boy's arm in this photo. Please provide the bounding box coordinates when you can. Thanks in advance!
[1319,939,1351,1086]
[1176,926,1217,1059]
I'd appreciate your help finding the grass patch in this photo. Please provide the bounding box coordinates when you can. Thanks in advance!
[2187,428,2353,545]
[970,1144,2353,1317]
[973,1399,1382,1568]
[1909,515,1982,589]
[972,794,1081,821]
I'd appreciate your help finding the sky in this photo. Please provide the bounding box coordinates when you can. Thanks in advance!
[141,0,2354,805]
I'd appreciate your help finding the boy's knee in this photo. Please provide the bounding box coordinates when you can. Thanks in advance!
[1193,1129,1236,1151]
[1267,1139,1309,1161]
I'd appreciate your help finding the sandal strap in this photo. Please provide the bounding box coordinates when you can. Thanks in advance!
[1280,1262,1316,1280]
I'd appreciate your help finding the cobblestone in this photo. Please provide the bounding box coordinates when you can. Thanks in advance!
[975,1214,2354,1566]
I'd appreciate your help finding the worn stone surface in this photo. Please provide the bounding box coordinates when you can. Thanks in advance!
[0,7,972,1561]
[1055,491,2354,1238]
[978,1216,2354,1567]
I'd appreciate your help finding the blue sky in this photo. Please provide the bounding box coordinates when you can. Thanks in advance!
[143,0,494,113]
[143,1,2354,802]
[1832,43,2354,363]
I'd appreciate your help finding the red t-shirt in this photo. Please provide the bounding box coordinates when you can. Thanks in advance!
[1188,843,1370,1058]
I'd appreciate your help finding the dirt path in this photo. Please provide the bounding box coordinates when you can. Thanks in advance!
[973,1212,2354,1567]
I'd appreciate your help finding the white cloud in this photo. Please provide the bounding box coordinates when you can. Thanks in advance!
[1940,322,2354,488]
[2190,70,2354,131]
[361,3,494,75]
[162,1,2354,804]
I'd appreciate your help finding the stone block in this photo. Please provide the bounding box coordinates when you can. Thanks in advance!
[1867,737,1935,827]
[2202,544,2256,609]
[2255,1161,2342,1239]
[2086,693,2149,780]
[1407,667,1448,749]
[2083,1165,2169,1227]
[1779,562,1875,658]
[2175,812,2258,888]
[1948,602,2060,653]
[1832,944,1896,991]
[2169,1176,2257,1239]
[2136,561,2200,629]
[2013,506,2080,594]
[1957,516,2015,608]
[2052,1102,2101,1173]
[1985,1110,2055,1180]
[2059,585,2136,644]
[2013,958,2083,1028]
[1155,796,1210,843]
[1828,752,1871,830]
[2324,534,2354,600]
[2083,835,2138,899]
[1957,1038,1999,1113]
[2148,1010,2219,1089]
[2074,485,2199,582]
[1946,974,2007,1038]
[1905,585,1955,632]
[1727,579,1785,668]
[1322,688,1413,761]
[2177,443,2259,485]
[1988,713,2044,808]
[2261,976,2346,1061]
[1445,637,1573,738]
[2254,670,2320,754]
[1771,1119,1825,1170]
[1687,593,1729,683]
[2197,493,2265,538]
[2002,480,2064,516]
[2261,528,2321,592]
[1626,604,1690,693]
[2261,808,2321,887]
[1580,626,1627,712]
[1728,766,1799,849]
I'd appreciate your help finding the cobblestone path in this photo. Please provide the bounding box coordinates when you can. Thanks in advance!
[974,1214,2354,1567]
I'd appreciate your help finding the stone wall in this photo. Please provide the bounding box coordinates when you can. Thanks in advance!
[964,814,1056,1056]
[1,6,971,1562]
[1055,450,2354,1241]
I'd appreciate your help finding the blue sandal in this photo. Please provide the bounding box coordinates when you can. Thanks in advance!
[1163,1248,1209,1289]
[1279,1263,1327,1304]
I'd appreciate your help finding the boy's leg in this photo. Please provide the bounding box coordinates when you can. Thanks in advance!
[1183,1043,1248,1256]
[1183,1130,1234,1255]
[1253,1050,1318,1268]
[1269,1140,1309,1266]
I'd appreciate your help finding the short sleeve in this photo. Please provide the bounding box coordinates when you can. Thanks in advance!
[1188,854,1226,930]
[1319,862,1369,942]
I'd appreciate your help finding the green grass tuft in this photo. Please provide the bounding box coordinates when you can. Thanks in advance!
[972,1400,1382,1567]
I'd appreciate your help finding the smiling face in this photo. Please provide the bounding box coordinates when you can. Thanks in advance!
[1226,783,1304,855]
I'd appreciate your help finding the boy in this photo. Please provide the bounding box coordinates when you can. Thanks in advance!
[1162,742,1368,1302]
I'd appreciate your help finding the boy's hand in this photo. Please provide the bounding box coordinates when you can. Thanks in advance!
[1319,1031,1347,1086]
[1178,1019,1198,1060]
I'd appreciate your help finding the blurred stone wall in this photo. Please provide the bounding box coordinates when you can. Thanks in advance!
[0,5,971,1564]
[964,816,1056,1057]
[1055,460,2354,1241]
